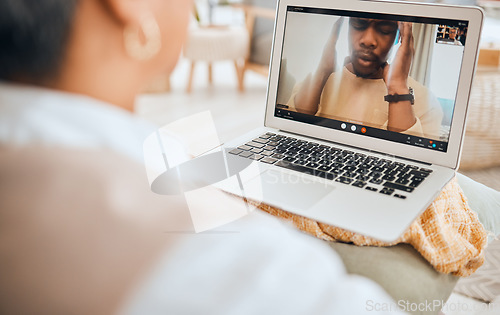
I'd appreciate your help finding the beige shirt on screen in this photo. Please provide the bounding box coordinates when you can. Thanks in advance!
[288,67,443,140]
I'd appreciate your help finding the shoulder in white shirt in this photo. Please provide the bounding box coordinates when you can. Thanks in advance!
[0,83,404,314]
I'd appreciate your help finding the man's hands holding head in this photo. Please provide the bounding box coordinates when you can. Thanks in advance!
[295,18,418,133]
[383,22,417,133]
[383,22,415,95]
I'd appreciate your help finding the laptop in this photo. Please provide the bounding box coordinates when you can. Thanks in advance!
[215,0,483,242]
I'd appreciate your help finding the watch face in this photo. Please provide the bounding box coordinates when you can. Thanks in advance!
[409,87,415,105]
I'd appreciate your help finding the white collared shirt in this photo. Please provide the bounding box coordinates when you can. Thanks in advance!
[0,83,404,315]
[0,83,156,161]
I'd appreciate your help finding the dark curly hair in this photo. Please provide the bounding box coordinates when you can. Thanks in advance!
[0,0,78,83]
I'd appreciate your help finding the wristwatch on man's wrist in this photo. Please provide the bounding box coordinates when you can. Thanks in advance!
[384,87,414,105]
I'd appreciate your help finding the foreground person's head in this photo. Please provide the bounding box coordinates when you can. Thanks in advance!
[0,0,193,110]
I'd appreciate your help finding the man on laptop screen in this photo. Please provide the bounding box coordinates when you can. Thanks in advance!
[277,8,467,152]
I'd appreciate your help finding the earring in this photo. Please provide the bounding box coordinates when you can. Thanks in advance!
[124,14,162,61]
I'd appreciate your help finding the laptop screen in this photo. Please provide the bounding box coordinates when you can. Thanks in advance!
[274,6,469,153]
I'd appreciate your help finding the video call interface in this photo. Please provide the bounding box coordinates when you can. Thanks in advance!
[274,6,469,152]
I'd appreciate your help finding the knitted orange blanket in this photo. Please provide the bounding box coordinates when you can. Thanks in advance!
[248,177,487,277]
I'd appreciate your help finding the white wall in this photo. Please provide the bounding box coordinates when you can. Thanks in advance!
[428,43,464,100]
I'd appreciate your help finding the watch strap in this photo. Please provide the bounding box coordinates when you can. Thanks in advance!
[384,87,414,105]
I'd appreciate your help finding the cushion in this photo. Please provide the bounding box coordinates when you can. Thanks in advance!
[456,173,500,239]
[330,242,459,315]
[453,173,500,303]
[253,177,488,276]
[249,175,498,314]
[334,174,500,311]
[453,239,500,303]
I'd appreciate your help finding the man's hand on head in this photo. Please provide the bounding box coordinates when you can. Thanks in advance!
[383,22,414,95]
[383,22,417,133]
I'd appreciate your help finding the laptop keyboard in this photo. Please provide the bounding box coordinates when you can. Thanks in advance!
[228,133,433,199]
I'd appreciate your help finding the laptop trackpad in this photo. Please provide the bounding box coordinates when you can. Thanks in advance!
[243,169,333,211]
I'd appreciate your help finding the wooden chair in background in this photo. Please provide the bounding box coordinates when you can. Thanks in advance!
[233,4,276,91]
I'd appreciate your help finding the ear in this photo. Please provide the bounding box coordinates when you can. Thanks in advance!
[100,0,149,26]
